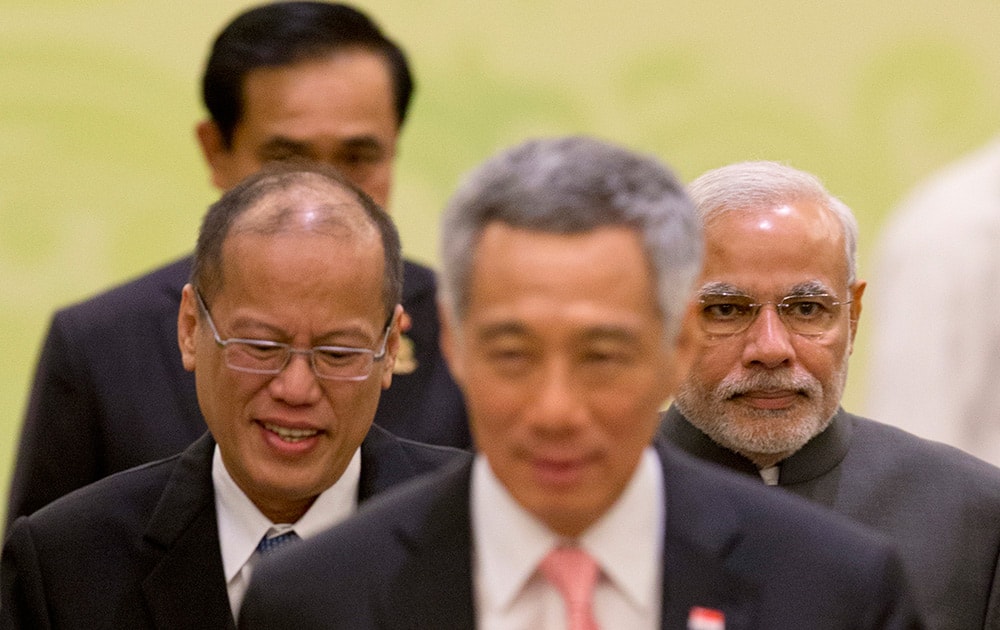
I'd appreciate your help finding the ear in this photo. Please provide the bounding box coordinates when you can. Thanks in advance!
[847,279,866,352]
[178,284,200,372]
[437,300,465,387]
[195,120,233,191]
[380,304,405,390]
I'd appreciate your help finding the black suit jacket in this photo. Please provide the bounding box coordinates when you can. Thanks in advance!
[239,441,924,630]
[0,425,470,630]
[660,405,1000,630]
[8,255,469,527]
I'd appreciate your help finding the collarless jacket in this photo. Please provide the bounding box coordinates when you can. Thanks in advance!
[660,405,1000,630]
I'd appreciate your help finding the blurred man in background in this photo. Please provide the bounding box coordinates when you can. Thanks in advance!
[240,138,923,630]
[867,137,1000,467]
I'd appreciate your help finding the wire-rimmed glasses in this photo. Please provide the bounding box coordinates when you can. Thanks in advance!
[697,292,852,337]
[195,289,392,381]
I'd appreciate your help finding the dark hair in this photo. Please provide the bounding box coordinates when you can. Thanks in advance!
[202,1,414,148]
[192,160,403,317]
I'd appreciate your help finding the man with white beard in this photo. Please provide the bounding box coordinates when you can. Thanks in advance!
[659,160,1000,630]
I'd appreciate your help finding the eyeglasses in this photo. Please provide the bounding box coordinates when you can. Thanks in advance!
[696,292,852,337]
[195,289,392,381]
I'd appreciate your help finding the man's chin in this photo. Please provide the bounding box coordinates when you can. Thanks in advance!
[708,413,815,456]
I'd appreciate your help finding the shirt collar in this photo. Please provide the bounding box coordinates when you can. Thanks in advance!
[582,448,664,612]
[472,448,664,616]
[213,444,361,583]
[759,465,780,485]
[472,455,559,614]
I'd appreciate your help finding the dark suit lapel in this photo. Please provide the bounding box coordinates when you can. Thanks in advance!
[379,461,477,629]
[357,424,420,500]
[138,434,235,630]
[656,442,759,630]
[357,422,468,500]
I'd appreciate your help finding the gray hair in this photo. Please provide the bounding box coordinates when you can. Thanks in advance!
[438,136,703,342]
[687,161,859,284]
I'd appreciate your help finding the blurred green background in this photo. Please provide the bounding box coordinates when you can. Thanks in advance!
[4,0,1000,522]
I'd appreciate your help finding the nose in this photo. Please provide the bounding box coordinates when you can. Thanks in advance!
[527,358,588,434]
[268,351,323,406]
[742,304,794,369]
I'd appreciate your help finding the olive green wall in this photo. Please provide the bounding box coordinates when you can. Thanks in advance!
[4,1,1000,522]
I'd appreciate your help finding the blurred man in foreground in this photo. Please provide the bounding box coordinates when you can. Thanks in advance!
[240,137,923,630]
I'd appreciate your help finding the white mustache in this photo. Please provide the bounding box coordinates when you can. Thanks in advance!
[716,369,822,400]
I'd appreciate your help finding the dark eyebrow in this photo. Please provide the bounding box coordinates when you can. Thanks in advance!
[475,322,642,347]
[476,322,529,343]
[340,136,386,151]
[580,325,642,346]
[258,137,310,155]
[225,314,376,347]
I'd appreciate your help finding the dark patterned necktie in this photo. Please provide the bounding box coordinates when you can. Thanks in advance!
[256,531,300,555]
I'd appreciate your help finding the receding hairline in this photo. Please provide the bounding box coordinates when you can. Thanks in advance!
[196,170,384,302]
[231,179,379,241]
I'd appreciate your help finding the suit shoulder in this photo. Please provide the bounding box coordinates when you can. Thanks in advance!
[849,414,1000,490]
[662,443,897,556]
[244,460,470,621]
[402,258,436,286]
[296,458,466,563]
[402,258,438,302]
[51,256,191,333]
[9,454,181,546]
[366,424,472,470]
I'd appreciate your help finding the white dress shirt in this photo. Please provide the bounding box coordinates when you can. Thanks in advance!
[212,445,361,620]
[759,465,780,486]
[472,448,665,630]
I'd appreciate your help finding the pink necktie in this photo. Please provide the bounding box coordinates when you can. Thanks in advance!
[540,546,600,630]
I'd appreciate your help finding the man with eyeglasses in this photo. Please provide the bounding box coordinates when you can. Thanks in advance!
[659,160,1000,629]
[7,0,470,532]
[1,163,469,629]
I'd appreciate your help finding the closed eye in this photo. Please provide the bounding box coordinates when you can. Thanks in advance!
[314,346,367,366]
[232,340,286,358]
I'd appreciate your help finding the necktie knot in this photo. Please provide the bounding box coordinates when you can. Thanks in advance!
[540,545,600,630]
[256,531,299,555]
